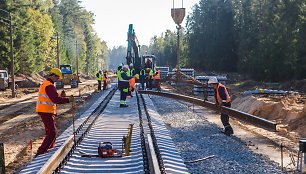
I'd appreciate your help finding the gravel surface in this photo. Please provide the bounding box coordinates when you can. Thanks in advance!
[150,95,284,174]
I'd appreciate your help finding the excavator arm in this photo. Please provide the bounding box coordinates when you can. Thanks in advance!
[126,24,141,74]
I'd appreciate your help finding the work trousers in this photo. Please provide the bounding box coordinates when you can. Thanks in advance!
[140,77,145,90]
[120,88,128,104]
[155,79,161,90]
[221,103,232,128]
[37,112,57,155]
[103,80,107,90]
[146,79,153,89]
[97,80,102,90]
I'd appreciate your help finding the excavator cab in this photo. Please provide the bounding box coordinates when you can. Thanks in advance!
[142,55,156,73]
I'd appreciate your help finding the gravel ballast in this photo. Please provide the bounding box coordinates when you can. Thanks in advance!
[150,95,284,174]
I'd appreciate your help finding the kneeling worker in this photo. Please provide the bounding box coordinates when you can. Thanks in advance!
[208,76,234,136]
[118,65,134,107]
[36,68,74,157]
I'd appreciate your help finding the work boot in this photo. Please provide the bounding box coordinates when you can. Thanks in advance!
[120,104,128,108]
[224,126,234,136]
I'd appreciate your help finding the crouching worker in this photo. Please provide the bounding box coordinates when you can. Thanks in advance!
[118,65,133,107]
[35,68,74,157]
[129,74,139,96]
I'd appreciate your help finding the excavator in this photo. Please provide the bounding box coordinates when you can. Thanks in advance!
[126,24,156,74]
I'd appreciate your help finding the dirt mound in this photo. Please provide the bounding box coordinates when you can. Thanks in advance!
[232,94,306,139]
[16,73,45,88]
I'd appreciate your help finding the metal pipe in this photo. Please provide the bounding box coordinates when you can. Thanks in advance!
[139,90,277,131]
[9,13,16,98]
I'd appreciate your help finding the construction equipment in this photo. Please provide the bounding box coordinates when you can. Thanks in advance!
[126,24,141,75]
[56,64,79,89]
[0,70,9,90]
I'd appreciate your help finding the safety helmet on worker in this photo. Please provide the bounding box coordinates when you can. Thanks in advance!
[134,74,139,79]
[129,63,133,67]
[123,65,129,70]
[208,76,218,84]
[50,68,62,79]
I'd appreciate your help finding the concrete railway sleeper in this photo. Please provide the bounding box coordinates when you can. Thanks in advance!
[20,87,188,173]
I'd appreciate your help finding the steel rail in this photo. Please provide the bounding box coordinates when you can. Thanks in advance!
[139,90,277,131]
[37,87,117,174]
[136,91,150,173]
[140,93,166,173]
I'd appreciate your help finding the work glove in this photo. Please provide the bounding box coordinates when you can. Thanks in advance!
[60,90,66,97]
[69,95,74,103]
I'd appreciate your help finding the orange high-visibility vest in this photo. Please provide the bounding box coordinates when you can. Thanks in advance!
[102,73,107,81]
[129,77,136,91]
[154,70,160,80]
[216,83,231,105]
[36,80,56,114]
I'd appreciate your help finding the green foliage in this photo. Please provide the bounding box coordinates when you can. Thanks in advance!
[0,0,108,76]
[186,0,306,81]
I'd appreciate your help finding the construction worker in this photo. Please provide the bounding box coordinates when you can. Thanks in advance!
[102,70,108,90]
[129,74,139,96]
[208,76,234,136]
[118,65,133,107]
[128,63,135,97]
[116,65,122,83]
[139,67,146,90]
[145,68,153,90]
[96,70,102,91]
[35,68,73,157]
[154,68,161,91]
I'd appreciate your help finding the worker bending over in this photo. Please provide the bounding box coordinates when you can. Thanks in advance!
[118,65,133,107]
[36,68,73,157]
[154,68,161,91]
[102,70,108,90]
[127,64,135,97]
[208,77,234,136]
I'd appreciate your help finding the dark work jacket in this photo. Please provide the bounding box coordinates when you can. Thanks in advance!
[118,71,132,89]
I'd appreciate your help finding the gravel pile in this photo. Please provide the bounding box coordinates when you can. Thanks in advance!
[151,95,284,174]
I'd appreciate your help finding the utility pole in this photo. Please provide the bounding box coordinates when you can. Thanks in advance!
[75,40,79,77]
[9,12,16,98]
[56,32,60,68]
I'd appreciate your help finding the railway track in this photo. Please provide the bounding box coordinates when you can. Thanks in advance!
[20,87,189,174]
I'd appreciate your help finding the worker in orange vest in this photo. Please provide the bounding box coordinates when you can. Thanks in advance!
[129,74,139,96]
[153,68,161,91]
[35,68,73,157]
[102,70,108,90]
[208,76,233,136]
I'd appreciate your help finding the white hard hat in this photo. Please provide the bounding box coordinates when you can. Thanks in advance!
[208,76,218,84]
[123,65,129,69]
[129,63,133,67]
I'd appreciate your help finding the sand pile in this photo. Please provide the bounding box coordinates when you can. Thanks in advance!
[232,94,306,138]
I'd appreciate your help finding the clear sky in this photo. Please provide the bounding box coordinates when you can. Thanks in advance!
[80,0,199,48]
